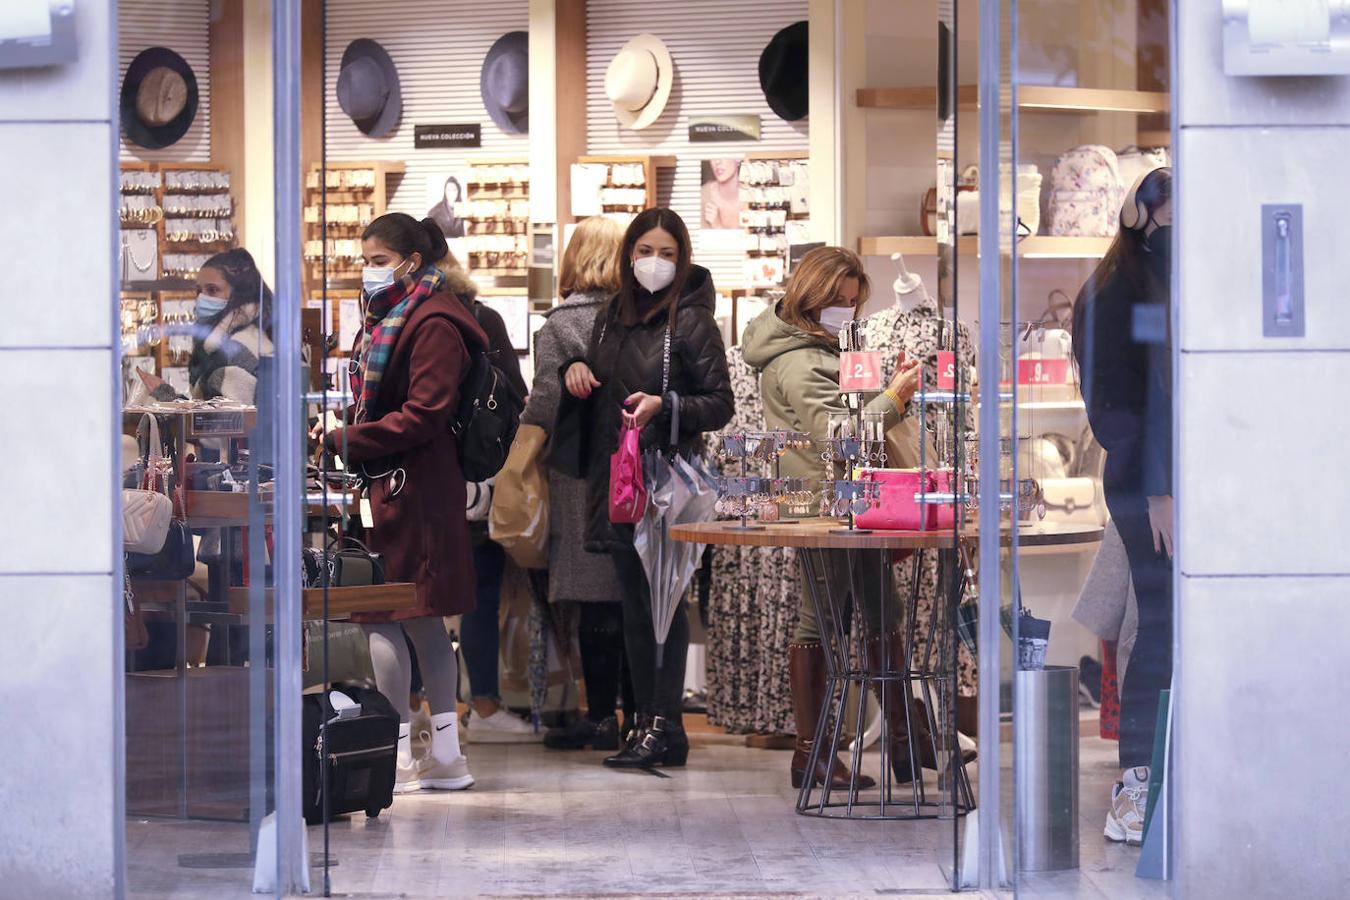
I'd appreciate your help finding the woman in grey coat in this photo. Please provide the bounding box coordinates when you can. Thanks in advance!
[520,217,633,751]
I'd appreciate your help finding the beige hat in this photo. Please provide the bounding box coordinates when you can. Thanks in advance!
[604,34,673,130]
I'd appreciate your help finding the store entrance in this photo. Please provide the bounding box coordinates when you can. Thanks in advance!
[115,0,1176,896]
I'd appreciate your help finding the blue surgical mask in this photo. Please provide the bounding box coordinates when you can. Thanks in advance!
[818,305,854,336]
[195,293,228,319]
[362,266,397,296]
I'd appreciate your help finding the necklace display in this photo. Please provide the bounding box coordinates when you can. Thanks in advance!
[124,231,156,273]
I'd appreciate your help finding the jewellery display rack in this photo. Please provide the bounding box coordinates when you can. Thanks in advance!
[715,430,814,530]
[820,320,888,534]
[302,161,405,293]
[740,151,810,289]
[574,155,678,224]
[120,163,238,291]
[464,160,530,280]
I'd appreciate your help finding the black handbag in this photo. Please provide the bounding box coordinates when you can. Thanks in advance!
[126,521,195,580]
[301,537,386,589]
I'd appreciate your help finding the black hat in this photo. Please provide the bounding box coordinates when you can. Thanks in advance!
[337,39,402,138]
[759,21,808,122]
[120,47,199,150]
[481,32,529,135]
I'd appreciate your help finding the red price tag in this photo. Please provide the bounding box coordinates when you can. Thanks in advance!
[1018,358,1069,385]
[840,351,882,392]
[936,351,956,390]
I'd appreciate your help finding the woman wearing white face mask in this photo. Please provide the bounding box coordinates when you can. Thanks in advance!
[190,248,274,403]
[315,212,490,795]
[556,207,734,769]
[741,246,928,790]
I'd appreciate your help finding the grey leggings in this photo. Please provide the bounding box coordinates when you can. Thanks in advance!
[794,549,898,644]
[364,616,459,722]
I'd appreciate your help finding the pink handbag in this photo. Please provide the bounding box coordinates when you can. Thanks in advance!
[856,468,959,531]
[608,424,647,524]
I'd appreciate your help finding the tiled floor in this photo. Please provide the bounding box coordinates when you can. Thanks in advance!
[125,735,1172,899]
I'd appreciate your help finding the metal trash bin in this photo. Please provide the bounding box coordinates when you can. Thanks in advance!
[1014,665,1079,872]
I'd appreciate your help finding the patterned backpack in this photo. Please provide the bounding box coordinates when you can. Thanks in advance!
[1048,145,1123,238]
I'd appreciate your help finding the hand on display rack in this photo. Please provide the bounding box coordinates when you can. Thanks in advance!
[884,357,923,407]
[623,392,663,430]
[564,361,601,399]
[1147,494,1174,559]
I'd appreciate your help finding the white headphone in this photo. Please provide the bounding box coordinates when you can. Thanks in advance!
[1120,171,1152,232]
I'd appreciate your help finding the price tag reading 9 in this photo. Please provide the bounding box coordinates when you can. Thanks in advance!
[1017,358,1069,385]
[839,351,883,392]
[935,351,957,390]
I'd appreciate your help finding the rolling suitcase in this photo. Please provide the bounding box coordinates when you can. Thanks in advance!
[302,685,399,824]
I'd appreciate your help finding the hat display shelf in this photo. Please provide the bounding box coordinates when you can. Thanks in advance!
[464,159,530,284]
[716,430,814,532]
[740,151,810,291]
[302,160,405,295]
[574,155,677,225]
[817,319,886,535]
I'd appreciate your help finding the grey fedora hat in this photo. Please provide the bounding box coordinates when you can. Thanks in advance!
[481,32,528,135]
[337,39,402,138]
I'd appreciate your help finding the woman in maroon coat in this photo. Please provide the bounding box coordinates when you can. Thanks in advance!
[322,213,487,795]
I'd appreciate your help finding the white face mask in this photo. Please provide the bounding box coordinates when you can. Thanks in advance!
[818,305,854,336]
[632,255,676,294]
[362,257,413,297]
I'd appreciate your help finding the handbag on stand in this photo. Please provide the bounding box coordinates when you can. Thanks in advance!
[122,414,174,555]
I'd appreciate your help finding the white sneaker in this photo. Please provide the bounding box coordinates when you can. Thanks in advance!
[415,735,475,791]
[1104,766,1150,845]
[393,759,422,795]
[465,707,542,743]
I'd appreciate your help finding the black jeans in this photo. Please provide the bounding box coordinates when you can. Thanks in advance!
[1105,489,1174,769]
[612,547,689,725]
[577,601,636,723]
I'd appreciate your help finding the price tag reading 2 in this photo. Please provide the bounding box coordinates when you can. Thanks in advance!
[936,351,957,390]
[840,351,883,392]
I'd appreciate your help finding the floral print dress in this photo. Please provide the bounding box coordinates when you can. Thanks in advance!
[862,292,979,698]
[705,345,798,734]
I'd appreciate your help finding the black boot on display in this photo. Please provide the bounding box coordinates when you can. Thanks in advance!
[543,715,620,751]
[602,715,689,769]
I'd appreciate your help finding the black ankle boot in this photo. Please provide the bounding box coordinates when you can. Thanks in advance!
[544,715,619,751]
[603,715,689,769]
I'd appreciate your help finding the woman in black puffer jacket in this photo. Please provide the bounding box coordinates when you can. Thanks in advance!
[557,207,733,768]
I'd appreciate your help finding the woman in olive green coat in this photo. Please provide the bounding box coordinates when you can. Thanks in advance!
[740,246,921,790]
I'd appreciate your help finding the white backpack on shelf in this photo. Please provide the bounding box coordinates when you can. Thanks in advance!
[1048,145,1123,237]
[1116,146,1170,194]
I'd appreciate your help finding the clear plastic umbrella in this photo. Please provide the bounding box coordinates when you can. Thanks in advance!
[635,451,719,667]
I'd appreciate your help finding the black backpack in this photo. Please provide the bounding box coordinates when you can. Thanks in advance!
[452,349,524,483]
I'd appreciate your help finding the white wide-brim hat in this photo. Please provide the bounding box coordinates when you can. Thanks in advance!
[604,33,673,130]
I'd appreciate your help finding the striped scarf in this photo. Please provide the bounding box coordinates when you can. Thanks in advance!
[351,265,444,422]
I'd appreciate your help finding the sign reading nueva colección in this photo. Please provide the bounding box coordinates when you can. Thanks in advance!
[414,124,481,149]
[689,115,762,143]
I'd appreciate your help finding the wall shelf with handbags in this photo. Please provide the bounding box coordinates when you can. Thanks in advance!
[303,160,406,293]
[122,403,416,821]
[463,159,531,281]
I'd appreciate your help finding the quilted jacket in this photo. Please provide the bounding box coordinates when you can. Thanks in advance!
[557,265,734,552]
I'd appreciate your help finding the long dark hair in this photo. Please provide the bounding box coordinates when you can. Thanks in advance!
[610,207,694,328]
[201,248,274,336]
[1071,167,1172,359]
[362,213,449,273]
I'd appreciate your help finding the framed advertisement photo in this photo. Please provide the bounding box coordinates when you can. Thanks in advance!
[479,295,530,353]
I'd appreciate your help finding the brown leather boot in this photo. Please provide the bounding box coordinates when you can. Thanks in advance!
[789,642,876,790]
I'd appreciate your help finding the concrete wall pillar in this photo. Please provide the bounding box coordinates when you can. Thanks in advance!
[0,1,121,896]
[1175,3,1350,896]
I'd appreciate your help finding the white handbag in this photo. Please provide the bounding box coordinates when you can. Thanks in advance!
[122,414,173,554]
[1041,476,1106,526]
[1116,145,1169,194]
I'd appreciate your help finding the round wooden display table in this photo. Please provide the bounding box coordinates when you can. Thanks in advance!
[671,518,1103,821]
